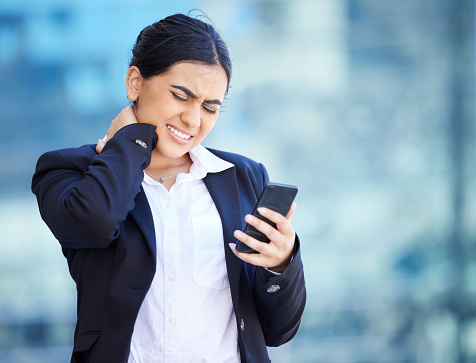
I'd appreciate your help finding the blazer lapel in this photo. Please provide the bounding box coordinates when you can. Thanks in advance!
[204,167,243,305]
[130,187,156,260]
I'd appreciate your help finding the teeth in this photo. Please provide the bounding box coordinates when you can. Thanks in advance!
[167,126,191,140]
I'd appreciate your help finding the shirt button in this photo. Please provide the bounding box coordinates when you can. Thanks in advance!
[169,318,175,325]
[169,229,175,235]
[267,284,281,293]
[168,273,175,281]
[165,203,172,209]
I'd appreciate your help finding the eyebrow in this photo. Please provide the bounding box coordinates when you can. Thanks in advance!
[171,85,222,106]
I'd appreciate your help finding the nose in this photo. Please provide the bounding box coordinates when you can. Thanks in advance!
[181,103,201,129]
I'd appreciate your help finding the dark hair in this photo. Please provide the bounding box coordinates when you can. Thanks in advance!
[130,13,232,92]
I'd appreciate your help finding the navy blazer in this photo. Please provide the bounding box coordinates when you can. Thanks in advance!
[32,124,306,363]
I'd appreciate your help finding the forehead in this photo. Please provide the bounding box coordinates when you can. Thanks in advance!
[152,62,228,99]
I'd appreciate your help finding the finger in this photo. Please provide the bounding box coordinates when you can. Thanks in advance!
[243,214,281,243]
[228,243,255,262]
[286,203,297,221]
[257,207,287,225]
[125,105,140,124]
[229,241,291,270]
[124,104,134,117]
[228,242,270,267]
[96,139,105,154]
[256,208,294,235]
[233,230,269,254]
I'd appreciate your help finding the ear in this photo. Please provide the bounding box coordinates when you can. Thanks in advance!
[126,66,142,102]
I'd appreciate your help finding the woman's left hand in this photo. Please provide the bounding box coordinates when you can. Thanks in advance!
[229,203,297,273]
[96,106,139,154]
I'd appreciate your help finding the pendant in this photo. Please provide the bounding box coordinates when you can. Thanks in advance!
[160,178,164,183]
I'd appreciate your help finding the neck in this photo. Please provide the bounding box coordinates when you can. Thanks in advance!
[148,151,190,171]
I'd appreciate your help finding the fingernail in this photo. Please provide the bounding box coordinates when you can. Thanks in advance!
[257,207,267,215]
[234,230,243,238]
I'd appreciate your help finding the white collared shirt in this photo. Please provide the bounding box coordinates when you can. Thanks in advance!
[128,145,240,363]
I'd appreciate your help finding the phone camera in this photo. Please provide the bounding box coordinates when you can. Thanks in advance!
[268,185,275,191]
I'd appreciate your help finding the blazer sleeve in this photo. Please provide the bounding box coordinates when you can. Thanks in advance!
[250,163,306,347]
[31,123,157,249]
[253,239,306,347]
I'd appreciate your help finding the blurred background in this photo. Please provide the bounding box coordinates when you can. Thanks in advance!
[0,0,474,362]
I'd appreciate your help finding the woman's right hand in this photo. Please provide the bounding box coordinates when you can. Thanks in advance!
[96,105,139,154]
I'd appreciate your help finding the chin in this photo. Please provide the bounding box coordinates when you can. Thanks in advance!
[154,146,192,160]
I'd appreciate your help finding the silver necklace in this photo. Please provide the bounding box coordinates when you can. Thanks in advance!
[145,157,190,183]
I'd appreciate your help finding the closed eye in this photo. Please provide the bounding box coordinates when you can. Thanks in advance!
[173,91,218,114]
[202,104,217,114]
[172,93,188,102]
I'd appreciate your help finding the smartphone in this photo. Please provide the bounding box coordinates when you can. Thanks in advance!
[235,182,298,254]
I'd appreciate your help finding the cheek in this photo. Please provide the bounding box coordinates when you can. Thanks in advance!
[198,118,218,137]
[138,98,178,126]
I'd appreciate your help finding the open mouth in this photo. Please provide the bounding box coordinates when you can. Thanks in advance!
[167,125,192,140]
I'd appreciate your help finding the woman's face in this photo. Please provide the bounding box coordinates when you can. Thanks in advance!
[132,62,228,161]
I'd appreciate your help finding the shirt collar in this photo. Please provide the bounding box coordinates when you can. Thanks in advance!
[189,144,234,177]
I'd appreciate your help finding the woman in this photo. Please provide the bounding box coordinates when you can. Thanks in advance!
[32,13,306,363]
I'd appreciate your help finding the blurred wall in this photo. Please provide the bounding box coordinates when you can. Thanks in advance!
[0,0,474,362]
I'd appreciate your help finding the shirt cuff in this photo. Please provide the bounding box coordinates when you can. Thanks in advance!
[263,255,294,275]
